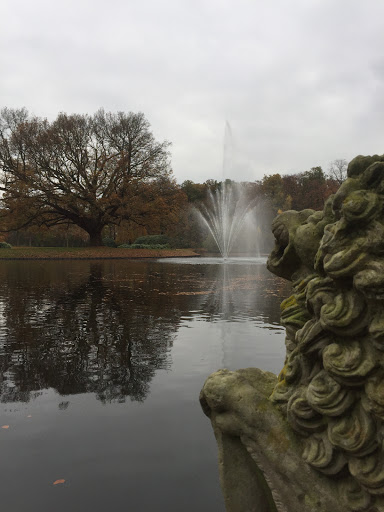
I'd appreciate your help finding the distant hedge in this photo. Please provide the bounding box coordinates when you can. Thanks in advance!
[133,234,170,246]
[102,237,117,248]
[118,243,170,249]
[0,242,12,248]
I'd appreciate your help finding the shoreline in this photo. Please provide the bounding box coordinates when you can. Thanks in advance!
[0,247,201,260]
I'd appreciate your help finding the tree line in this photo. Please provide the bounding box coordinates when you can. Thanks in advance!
[0,107,347,248]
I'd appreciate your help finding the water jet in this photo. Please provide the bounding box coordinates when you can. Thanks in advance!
[196,181,259,259]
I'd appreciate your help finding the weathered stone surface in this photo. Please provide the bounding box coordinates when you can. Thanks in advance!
[200,154,384,512]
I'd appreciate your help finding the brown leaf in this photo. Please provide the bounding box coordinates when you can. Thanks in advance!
[1,425,9,429]
[53,479,65,485]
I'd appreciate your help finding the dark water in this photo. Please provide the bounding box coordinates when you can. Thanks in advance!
[0,258,289,512]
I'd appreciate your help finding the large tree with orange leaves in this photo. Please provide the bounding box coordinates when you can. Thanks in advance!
[0,108,172,245]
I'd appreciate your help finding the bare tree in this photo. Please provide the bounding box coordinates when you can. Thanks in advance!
[328,158,348,185]
[0,108,171,245]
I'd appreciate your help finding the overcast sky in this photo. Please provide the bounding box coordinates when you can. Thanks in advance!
[1,0,384,183]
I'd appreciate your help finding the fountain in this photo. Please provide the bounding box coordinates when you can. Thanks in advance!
[196,123,263,259]
[196,181,259,259]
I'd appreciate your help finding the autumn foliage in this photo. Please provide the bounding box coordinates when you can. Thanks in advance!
[0,107,345,247]
[0,108,177,246]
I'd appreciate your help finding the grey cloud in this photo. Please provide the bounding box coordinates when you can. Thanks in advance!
[1,0,384,183]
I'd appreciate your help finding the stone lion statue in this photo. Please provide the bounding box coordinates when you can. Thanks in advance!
[200,155,384,512]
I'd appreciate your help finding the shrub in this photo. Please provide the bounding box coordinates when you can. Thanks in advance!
[133,234,170,246]
[167,236,190,248]
[118,243,170,249]
[102,237,117,248]
[202,235,219,253]
[0,242,12,248]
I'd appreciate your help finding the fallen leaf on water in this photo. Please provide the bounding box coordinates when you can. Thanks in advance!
[53,479,65,485]
[27,415,32,418]
[2,425,9,429]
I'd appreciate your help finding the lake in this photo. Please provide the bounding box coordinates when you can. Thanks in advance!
[0,257,289,512]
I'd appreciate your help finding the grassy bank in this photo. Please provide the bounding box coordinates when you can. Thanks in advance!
[0,247,200,260]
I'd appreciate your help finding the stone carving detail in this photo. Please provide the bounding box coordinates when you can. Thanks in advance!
[200,155,384,512]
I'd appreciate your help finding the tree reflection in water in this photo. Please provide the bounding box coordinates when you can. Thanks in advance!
[0,259,288,405]
[0,262,179,403]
